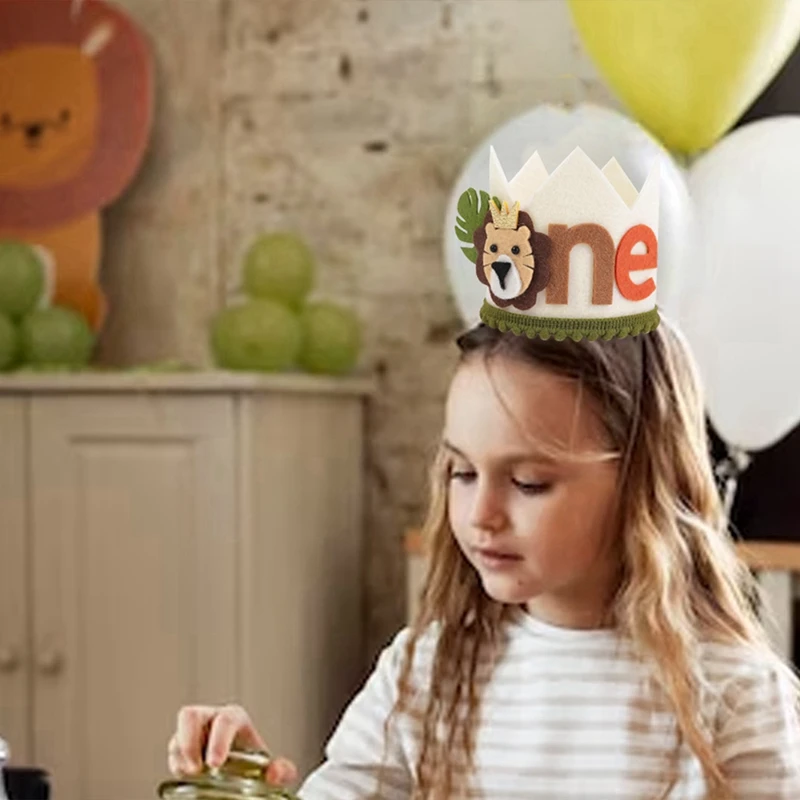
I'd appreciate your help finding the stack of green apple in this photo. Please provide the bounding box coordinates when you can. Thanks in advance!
[211,233,362,376]
[0,241,95,372]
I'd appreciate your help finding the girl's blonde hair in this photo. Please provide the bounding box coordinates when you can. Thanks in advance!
[394,318,795,799]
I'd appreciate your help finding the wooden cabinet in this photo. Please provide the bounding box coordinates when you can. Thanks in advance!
[0,372,372,800]
[0,399,29,771]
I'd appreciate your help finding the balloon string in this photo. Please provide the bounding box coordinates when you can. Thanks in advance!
[714,444,752,520]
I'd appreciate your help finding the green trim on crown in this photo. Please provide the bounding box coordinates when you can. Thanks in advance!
[480,302,660,341]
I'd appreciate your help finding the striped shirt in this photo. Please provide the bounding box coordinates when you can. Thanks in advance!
[299,609,800,799]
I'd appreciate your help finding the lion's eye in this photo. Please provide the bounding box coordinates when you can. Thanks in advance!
[0,112,11,128]
[60,108,71,123]
[511,245,520,255]
[490,244,498,253]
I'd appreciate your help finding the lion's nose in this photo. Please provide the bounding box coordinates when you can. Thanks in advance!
[492,261,511,289]
[24,123,43,143]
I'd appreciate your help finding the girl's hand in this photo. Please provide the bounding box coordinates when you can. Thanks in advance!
[168,704,298,787]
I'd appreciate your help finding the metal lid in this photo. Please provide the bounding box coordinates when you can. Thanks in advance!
[158,750,297,800]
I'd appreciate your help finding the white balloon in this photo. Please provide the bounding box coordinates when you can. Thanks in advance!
[685,116,800,451]
[443,103,692,327]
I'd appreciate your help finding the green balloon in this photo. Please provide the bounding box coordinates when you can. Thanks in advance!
[242,233,315,309]
[0,240,45,319]
[211,300,302,372]
[0,313,19,371]
[20,307,95,368]
[299,302,362,375]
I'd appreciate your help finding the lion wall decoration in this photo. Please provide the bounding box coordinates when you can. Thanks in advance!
[0,0,154,330]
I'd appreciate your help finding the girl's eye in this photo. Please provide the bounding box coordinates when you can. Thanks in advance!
[490,244,498,253]
[512,478,552,495]
[511,245,520,255]
[449,468,476,484]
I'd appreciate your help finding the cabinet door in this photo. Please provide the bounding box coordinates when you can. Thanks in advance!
[238,393,365,778]
[30,395,237,800]
[0,398,31,765]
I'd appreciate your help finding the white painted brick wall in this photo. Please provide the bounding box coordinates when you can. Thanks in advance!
[98,0,616,661]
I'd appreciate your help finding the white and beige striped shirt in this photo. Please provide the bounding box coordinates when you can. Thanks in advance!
[299,609,800,799]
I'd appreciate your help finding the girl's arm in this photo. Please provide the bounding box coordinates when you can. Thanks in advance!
[716,660,800,796]
[297,630,415,800]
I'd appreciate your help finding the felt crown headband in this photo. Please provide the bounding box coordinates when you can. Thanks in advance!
[454,146,661,341]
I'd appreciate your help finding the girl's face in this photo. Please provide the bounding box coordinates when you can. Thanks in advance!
[444,354,622,629]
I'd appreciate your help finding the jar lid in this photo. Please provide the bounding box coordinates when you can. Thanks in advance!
[158,750,297,800]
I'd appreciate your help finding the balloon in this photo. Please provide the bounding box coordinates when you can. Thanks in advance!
[243,232,315,311]
[567,0,800,154]
[0,312,18,370]
[0,240,45,319]
[443,104,691,326]
[299,302,362,376]
[20,306,94,368]
[683,116,800,451]
[210,300,302,372]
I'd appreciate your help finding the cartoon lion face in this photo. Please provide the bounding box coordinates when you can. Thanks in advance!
[0,1,153,229]
[0,46,99,188]
[473,209,552,311]
[481,222,535,300]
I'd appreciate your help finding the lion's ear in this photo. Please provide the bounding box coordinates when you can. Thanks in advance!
[518,225,531,240]
[485,222,495,235]
[82,22,116,58]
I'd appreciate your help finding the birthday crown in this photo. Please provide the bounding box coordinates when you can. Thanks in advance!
[454,146,661,341]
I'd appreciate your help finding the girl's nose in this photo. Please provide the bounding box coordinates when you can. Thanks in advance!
[469,480,507,532]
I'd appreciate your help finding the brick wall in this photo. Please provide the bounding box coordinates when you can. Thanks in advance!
[97,0,616,661]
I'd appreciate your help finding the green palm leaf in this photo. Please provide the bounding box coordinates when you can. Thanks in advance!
[455,188,491,264]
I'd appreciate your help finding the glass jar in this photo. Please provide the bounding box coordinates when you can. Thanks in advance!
[157,750,299,800]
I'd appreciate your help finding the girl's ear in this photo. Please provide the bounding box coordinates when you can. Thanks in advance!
[82,21,116,59]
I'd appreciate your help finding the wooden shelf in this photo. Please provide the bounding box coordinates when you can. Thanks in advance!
[405,530,800,573]
[0,370,376,396]
[735,542,800,573]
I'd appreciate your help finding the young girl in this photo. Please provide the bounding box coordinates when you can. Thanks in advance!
[168,319,800,799]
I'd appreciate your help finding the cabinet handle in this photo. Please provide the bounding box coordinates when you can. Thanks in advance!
[0,647,20,673]
[36,650,64,675]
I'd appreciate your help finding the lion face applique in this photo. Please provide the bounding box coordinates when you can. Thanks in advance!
[481,222,535,299]
[472,201,552,311]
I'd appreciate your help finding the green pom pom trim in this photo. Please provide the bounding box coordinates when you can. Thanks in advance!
[480,302,660,342]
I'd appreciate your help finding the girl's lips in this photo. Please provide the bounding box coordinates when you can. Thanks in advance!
[473,547,523,570]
